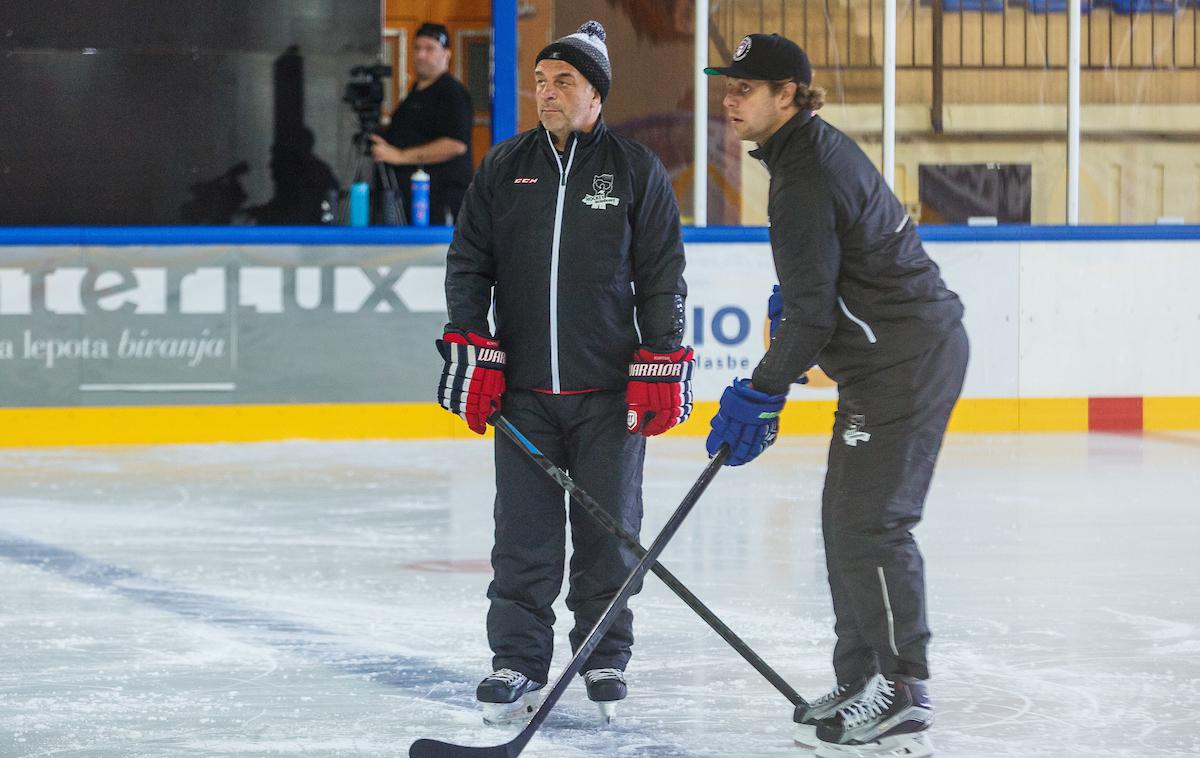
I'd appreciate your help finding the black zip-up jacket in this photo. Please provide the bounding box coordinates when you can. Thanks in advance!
[750,111,964,395]
[445,119,687,393]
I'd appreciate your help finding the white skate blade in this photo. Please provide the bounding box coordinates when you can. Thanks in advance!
[594,699,618,725]
[793,721,819,748]
[480,689,542,726]
[815,732,933,758]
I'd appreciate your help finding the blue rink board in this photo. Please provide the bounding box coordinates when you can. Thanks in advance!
[0,224,1198,247]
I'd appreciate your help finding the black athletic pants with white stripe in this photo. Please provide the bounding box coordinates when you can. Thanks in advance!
[486,389,645,684]
[822,323,969,683]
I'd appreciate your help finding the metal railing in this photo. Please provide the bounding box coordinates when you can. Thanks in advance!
[711,0,1199,71]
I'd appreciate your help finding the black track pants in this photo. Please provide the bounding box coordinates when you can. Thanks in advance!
[822,324,969,683]
[486,389,645,683]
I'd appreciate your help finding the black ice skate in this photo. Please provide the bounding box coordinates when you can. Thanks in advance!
[475,668,545,725]
[814,675,933,758]
[792,674,878,747]
[583,667,627,723]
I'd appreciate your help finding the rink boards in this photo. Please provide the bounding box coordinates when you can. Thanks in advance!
[0,226,1198,444]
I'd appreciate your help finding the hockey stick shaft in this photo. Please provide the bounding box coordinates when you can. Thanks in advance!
[492,414,805,708]
[410,446,729,758]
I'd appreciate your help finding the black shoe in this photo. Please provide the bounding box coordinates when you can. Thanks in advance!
[814,675,933,757]
[792,674,877,747]
[583,668,626,723]
[475,668,545,725]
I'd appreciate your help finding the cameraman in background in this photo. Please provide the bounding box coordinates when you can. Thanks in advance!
[370,22,473,225]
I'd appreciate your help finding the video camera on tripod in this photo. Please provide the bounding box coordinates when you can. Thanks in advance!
[340,63,405,225]
[343,64,392,148]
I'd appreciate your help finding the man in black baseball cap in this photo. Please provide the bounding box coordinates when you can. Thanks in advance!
[704,32,812,85]
[703,32,964,758]
[703,33,820,144]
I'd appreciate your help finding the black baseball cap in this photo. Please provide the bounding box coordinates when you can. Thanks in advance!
[704,33,812,85]
[416,22,450,48]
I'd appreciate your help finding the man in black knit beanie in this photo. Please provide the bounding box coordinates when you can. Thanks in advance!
[535,20,611,102]
[439,19,694,727]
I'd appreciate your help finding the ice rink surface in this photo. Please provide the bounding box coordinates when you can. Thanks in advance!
[1,431,1198,757]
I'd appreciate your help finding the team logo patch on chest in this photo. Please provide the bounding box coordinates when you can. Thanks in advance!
[582,174,620,210]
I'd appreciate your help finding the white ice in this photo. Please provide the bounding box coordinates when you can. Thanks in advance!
[1,432,1198,757]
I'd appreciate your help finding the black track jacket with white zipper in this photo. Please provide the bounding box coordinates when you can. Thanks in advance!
[750,110,964,396]
[445,119,687,393]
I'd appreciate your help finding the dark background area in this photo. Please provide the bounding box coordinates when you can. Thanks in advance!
[0,0,379,225]
[919,163,1033,224]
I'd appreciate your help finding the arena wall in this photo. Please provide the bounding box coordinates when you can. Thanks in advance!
[1,226,1196,444]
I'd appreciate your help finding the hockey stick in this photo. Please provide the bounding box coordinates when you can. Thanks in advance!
[491,414,804,708]
[409,445,729,758]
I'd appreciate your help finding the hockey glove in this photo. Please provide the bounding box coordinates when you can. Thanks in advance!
[766,284,809,385]
[767,284,783,339]
[436,330,506,435]
[706,378,787,466]
[626,346,695,436]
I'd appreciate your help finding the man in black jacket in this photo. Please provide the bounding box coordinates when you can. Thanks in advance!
[703,34,968,758]
[436,20,694,725]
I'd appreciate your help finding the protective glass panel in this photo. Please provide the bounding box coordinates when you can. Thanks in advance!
[1080,2,1200,223]
[897,0,1075,224]
[708,0,900,224]
[517,1,699,221]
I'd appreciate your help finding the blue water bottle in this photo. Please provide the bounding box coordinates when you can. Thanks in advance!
[410,168,430,226]
[349,181,370,227]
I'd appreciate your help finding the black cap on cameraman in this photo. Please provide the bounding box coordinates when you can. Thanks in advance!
[704,33,811,85]
[416,22,450,48]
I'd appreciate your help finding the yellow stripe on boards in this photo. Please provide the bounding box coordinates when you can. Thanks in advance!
[947,398,1020,433]
[663,400,837,437]
[2,396,1198,446]
[946,397,1091,433]
[1017,398,1090,432]
[0,404,488,447]
[1143,396,1200,431]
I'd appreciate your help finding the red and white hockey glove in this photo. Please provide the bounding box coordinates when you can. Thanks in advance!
[436,330,506,435]
[626,346,695,437]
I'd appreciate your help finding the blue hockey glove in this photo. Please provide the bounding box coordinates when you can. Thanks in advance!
[766,284,809,386]
[706,378,787,466]
[767,284,783,339]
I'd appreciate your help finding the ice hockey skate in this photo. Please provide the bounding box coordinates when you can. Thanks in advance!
[814,675,933,757]
[583,667,627,724]
[793,674,879,747]
[475,668,545,725]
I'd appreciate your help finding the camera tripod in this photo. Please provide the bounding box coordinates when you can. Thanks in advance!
[341,132,407,226]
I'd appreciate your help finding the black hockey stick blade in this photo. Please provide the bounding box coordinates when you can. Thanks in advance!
[491,414,806,708]
[408,740,513,758]
[409,446,728,758]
